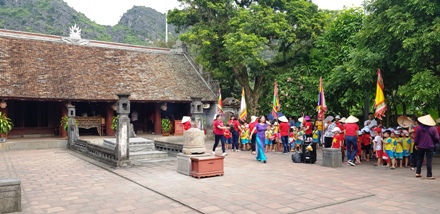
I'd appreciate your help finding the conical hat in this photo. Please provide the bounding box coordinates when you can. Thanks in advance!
[397,116,413,128]
[340,117,347,123]
[298,117,304,123]
[181,116,191,123]
[418,114,436,126]
[345,115,359,123]
[250,116,258,123]
[436,118,440,124]
[278,116,288,122]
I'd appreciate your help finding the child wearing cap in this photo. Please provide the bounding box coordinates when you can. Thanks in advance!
[382,130,396,169]
[331,127,345,162]
[402,130,411,167]
[312,126,319,145]
[395,131,404,168]
[373,128,383,167]
[295,127,304,150]
[361,128,372,161]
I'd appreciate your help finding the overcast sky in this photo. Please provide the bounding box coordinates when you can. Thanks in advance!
[63,0,365,26]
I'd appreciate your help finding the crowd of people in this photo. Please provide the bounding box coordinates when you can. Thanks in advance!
[210,112,440,179]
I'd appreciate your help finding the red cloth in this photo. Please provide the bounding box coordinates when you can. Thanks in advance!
[362,133,371,145]
[213,120,225,135]
[224,129,231,139]
[304,121,312,135]
[249,121,257,134]
[279,122,290,136]
[357,141,362,156]
[183,121,191,130]
[332,134,344,149]
[228,120,240,132]
[344,123,359,136]
[437,126,440,135]
[336,121,345,131]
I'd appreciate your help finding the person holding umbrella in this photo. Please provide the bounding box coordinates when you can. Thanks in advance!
[415,115,439,179]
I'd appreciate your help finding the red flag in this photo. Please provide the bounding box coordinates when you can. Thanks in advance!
[272,81,280,119]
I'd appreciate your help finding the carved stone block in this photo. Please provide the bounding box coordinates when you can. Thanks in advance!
[182,128,206,155]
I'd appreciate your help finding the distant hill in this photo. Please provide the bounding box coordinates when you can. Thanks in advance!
[0,0,177,47]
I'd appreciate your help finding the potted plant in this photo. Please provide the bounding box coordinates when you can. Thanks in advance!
[60,116,77,137]
[0,112,13,142]
[111,116,118,131]
[161,118,172,136]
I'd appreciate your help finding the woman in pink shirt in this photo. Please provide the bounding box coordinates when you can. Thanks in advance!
[344,115,359,166]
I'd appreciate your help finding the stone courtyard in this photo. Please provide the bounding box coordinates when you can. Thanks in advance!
[1,140,440,214]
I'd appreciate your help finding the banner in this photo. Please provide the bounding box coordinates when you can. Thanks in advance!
[239,87,247,121]
[374,69,387,120]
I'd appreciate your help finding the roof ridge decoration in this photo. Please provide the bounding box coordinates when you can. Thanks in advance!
[61,24,90,45]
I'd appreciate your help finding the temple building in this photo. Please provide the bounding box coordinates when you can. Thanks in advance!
[0,26,218,138]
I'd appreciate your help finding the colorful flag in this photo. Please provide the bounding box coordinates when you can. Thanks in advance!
[239,87,247,121]
[317,77,327,120]
[374,69,387,120]
[272,81,280,119]
[217,88,223,116]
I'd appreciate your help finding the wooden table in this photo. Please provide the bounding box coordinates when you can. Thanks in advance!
[75,116,102,136]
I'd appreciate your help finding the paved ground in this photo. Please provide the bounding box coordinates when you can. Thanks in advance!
[1,141,440,214]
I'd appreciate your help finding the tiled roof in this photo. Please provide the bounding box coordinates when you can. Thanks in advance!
[0,29,216,102]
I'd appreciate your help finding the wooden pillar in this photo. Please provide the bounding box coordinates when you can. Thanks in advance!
[154,103,162,134]
[106,103,115,136]
[60,104,67,138]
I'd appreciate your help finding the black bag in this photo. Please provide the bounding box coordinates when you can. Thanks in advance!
[301,141,317,164]
[291,152,302,163]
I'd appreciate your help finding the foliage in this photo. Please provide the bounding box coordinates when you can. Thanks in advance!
[161,118,172,133]
[111,116,118,131]
[60,115,78,132]
[0,112,13,135]
[168,0,326,116]
[60,115,69,132]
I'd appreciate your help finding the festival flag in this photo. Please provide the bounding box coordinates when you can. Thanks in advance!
[272,81,280,119]
[374,69,387,120]
[217,88,223,116]
[239,87,247,121]
[317,76,327,120]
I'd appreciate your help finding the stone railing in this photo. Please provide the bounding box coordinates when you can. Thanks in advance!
[0,178,21,213]
[154,140,183,156]
[71,139,118,166]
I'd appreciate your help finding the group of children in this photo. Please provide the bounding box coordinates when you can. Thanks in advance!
[330,124,415,169]
[221,121,317,153]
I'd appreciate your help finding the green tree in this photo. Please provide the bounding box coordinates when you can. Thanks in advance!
[168,0,325,116]
[353,0,440,117]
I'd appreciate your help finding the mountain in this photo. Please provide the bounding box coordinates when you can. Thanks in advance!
[0,0,176,47]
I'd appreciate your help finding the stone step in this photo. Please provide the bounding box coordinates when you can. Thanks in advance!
[130,158,176,166]
[129,151,169,160]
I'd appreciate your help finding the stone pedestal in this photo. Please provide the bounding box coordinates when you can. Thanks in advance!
[176,153,211,176]
[182,128,206,154]
[0,178,21,213]
[322,148,342,167]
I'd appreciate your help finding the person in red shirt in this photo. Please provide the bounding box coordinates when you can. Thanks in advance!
[248,116,258,155]
[331,127,345,161]
[228,115,241,152]
[181,116,191,131]
[212,114,229,156]
[361,127,372,161]
[303,115,313,137]
[278,116,290,154]
[344,115,359,166]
